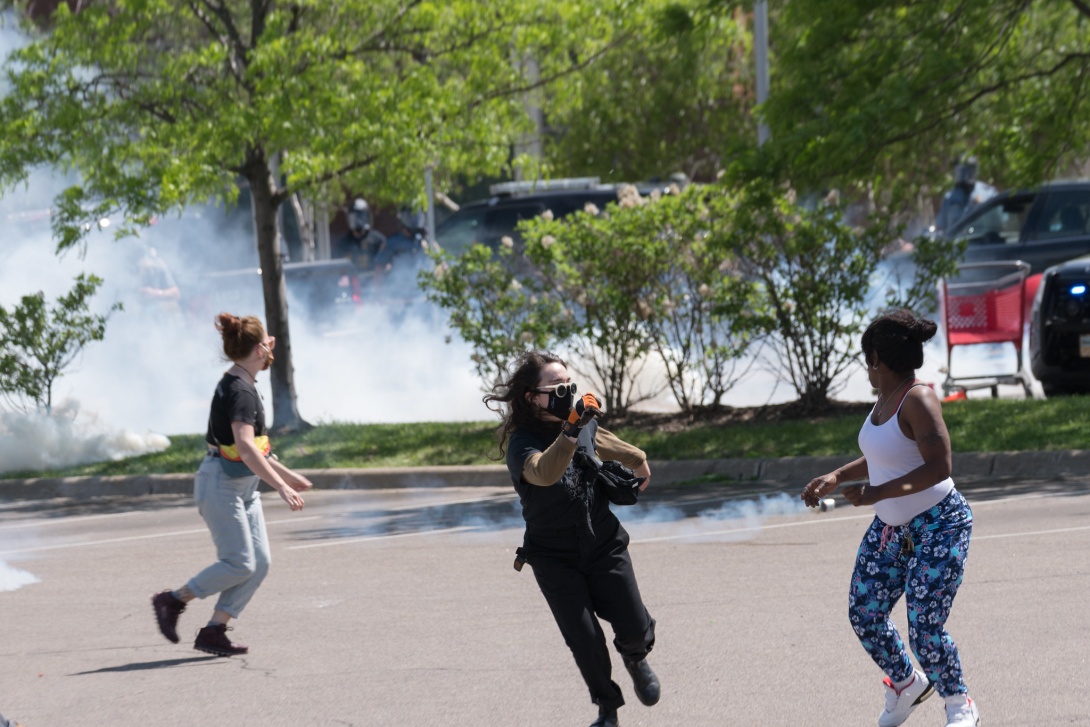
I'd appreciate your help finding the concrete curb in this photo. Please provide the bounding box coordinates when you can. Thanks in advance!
[1,450,1087,502]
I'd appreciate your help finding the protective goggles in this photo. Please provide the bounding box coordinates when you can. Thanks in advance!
[532,382,577,397]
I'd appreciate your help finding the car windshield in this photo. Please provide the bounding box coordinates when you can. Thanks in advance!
[435,208,488,257]
[1025,189,1090,239]
[951,194,1035,245]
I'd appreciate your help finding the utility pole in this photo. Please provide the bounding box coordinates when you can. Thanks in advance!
[755,0,770,147]
[424,165,436,246]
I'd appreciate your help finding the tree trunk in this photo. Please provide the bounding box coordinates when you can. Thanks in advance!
[247,157,310,434]
[290,191,316,262]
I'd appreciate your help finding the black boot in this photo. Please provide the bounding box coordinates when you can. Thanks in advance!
[624,657,661,706]
[194,623,249,656]
[151,590,186,644]
[589,707,619,727]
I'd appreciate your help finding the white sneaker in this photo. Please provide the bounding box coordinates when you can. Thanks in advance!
[945,695,980,726]
[877,669,935,727]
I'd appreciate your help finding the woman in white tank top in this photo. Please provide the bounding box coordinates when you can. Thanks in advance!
[801,309,980,727]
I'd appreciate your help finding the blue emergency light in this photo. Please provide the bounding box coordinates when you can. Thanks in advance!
[1071,284,1087,296]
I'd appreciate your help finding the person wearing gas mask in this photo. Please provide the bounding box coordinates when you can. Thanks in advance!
[333,197,388,271]
[484,351,660,727]
[151,313,313,657]
[934,157,996,238]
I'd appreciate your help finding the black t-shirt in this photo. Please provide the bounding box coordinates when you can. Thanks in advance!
[205,373,265,447]
[506,419,609,532]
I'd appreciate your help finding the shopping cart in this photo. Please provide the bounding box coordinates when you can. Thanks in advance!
[941,260,1033,398]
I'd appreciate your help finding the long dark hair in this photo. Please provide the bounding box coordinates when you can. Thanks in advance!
[861,308,938,374]
[483,351,566,460]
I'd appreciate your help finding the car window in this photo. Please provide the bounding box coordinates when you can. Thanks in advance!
[486,204,545,245]
[953,194,1035,246]
[435,207,488,256]
[1025,189,1090,240]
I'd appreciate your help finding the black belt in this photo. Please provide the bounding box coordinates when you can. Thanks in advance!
[207,448,221,458]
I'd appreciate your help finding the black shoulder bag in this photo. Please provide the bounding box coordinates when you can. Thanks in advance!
[572,450,645,506]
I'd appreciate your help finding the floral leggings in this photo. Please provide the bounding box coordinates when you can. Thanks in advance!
[849,489,973,697]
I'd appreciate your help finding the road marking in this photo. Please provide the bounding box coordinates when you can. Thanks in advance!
[633,513,873,543]
[0,516,321,556]
[381,493,515,512]
[966,490,1090,507]
[632,507,1090,545]
[287,524,478,550]
[0,511,142,531]
[973,524,1090,541]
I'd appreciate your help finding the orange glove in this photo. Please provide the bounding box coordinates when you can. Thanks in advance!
[562,393,602,438]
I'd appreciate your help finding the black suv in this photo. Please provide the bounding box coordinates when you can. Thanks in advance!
[434,178,668,256]
[947,180,1090,274]
[1029,255,1090,394]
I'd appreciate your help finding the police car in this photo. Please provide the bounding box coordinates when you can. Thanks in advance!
[1029,254,1090,395]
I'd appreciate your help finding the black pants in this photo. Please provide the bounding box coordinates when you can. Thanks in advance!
[526,513,656,712]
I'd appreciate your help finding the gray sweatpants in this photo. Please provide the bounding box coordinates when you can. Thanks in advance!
[186,455,271,618]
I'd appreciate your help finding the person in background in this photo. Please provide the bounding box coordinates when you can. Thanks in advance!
[484,351,660,727]
[333,197,387,271]
[802,309,980,727]
[135,243,183,317]
[151,313,313,656]
[933,157,997,238]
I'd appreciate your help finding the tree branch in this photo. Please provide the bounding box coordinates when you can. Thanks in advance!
[466,36,627,112]
[876,50,1090,152]
[187,0,248,84]
[251,0,272,44]
[1070,0,1090,20]
[276,154,380,203]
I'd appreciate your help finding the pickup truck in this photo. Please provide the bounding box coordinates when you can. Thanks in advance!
[183,258,364,328]
[944,180,1090,332]
[948,180,1090,274]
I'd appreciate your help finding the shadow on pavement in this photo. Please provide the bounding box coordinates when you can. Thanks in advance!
[70,656,222,675]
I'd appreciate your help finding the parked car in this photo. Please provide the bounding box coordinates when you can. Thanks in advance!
[183,258,363,328]
[434,177,676,256]
[946,180,1090,274]
[1029,254,1090,395]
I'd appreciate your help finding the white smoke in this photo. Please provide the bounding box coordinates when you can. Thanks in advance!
[0,13,1030,478]
[0,558,38,591]
[0,404,170,473]
[415,490,815,546]
[0,13,484,459]
[0,169,486,444]
[626,492,811,543]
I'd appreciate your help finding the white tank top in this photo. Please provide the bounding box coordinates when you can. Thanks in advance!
[858,384,954,526]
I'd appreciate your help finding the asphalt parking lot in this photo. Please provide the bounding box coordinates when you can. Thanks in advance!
[1,477,1088,726]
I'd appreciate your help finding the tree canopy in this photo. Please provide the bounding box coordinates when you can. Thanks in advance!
[544,0,755,184]
[0,0,623,430]
[760,0,1090,202]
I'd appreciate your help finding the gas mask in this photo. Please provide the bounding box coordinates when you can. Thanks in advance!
[348,198,372,235]
[537,382,577,420]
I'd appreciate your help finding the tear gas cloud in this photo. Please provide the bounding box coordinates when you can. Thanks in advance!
[0,517,39,592]
[0,170,1018,479]
[0,14,1024,477]
[0,169,485,462]
[311,490,814,547]
[0,559,38,592]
